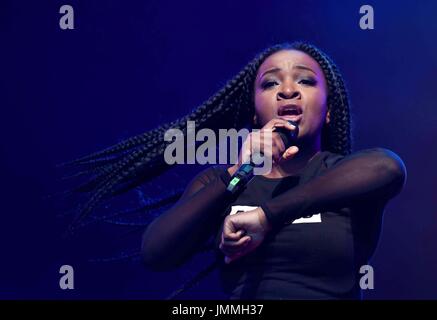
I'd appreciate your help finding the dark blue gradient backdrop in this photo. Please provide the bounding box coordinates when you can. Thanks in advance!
[1,0,436,299]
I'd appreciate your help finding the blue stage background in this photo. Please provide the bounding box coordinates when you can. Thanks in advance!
[1,0,436,299]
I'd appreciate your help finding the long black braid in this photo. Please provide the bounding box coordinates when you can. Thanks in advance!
[63,41,353,298]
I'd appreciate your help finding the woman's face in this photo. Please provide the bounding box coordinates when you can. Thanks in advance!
[253,49,330,147]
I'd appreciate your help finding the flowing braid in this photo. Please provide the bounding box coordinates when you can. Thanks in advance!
[63,41,353,298]
[66,63,256,230]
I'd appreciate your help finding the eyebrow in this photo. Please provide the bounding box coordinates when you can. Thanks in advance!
[259,64,317,79]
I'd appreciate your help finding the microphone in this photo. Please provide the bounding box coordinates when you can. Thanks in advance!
[226,120,299,194]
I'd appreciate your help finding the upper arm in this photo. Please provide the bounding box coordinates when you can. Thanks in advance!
[363,147,407,198]
[376,148,407,196]
[338,147,407,202]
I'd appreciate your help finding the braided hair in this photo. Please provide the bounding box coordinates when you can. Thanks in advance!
[62,41,353,297]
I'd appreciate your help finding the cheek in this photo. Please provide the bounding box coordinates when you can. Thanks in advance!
[308,87,327,108]
[304,90,328,125]
[254,92,275,122]
[254,91,267,111]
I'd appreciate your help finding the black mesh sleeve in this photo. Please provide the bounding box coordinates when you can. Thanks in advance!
[260,148,407,229]
[141,165,233,270]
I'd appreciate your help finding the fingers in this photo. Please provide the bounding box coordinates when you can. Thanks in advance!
[222,228,246,242]
[247,129,282,163]
[223,243,250,264]
[223,237,252,264]
[220,208,269,264]
[222,216,245,241]
[281,145,299,160]
[221,234,250,248]
[271,133,286,163]
[272,121,297,133]
[219,235,251,256]
[265,118,297,131]
[220,216,251,260]
[238,118,298,166]
[259,120,297,162]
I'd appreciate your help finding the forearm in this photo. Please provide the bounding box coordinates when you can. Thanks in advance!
[141,169,232,269]
[261,148,407,229]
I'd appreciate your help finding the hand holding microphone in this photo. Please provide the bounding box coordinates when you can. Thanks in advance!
[226,118,299,194]
[241,118,299,165]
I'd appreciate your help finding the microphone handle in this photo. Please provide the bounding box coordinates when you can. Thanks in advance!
[226,120,299,195]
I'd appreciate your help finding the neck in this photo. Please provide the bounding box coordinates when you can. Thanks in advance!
[264,139,321,179]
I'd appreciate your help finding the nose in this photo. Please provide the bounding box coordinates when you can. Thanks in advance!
[277,82,301,100]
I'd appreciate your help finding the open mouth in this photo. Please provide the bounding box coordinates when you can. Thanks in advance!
[278,104,303,122]
[278,104,302,116]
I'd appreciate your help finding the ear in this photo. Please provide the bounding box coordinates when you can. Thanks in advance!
[325,109,331,125]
